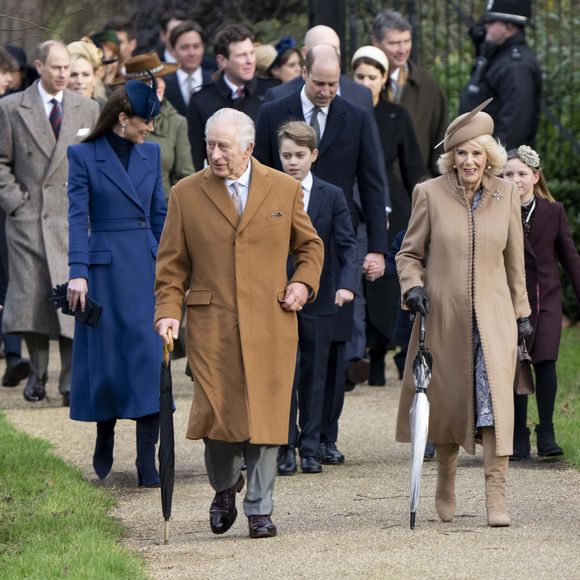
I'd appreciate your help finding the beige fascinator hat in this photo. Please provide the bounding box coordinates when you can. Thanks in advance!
[437,98,494,152]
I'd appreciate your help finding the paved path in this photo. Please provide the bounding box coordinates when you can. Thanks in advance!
[2,352,579,579]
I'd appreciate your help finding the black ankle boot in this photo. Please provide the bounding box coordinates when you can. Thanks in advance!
[368,349,386,386]
[136,414,160,487]
[93,419,116,479]
[535,424,563,458]
[510,427,531,461]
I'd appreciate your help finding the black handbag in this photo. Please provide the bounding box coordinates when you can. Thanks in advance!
[514,340,535,395]
[49,283,102,328]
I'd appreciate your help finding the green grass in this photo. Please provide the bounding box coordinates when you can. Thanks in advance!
[0,413,148,579]
[528,327,580,468]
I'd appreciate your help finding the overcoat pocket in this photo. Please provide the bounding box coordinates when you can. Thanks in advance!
[187,290,212,305]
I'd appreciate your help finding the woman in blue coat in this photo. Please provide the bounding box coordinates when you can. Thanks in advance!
[66,79,167,486]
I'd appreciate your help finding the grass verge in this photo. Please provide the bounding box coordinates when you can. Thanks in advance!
[528,327,580,468]
[0,412,148,579]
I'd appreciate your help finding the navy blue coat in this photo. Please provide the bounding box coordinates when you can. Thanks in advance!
[67,137,167,422]
[289,176,357,316]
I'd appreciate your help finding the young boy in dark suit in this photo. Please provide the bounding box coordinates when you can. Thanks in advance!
[276,121,358,475]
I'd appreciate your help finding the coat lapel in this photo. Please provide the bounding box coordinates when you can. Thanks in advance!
[96,137,144,210]
[201,169,240,230]
[527,197,552,248]
[237,158,272,234]
[16,83,55,160]
[307,177,323,224]
[317,97,345,157]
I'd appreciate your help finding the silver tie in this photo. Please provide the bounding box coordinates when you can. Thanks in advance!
[185,74,194,105]
[309,106,321,144]
[230,181,243,215]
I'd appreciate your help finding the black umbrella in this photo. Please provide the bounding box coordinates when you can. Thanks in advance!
[409,314,432,529]
[159,332,174,544]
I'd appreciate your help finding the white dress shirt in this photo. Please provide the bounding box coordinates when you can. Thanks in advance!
[164,48,177,64]
[38,82,63,118]
[225,161,252,213]
[300,87,329,140]
[177,68,203,105]
[300,172,313,212]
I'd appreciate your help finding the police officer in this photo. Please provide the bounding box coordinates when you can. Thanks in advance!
[459,0,541,149]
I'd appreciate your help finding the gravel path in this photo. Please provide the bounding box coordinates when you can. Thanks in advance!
[1,350,579,579]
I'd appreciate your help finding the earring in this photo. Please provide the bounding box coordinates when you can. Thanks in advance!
[487,164,492,170]
[121,124,127,134]
[452,164,457,169]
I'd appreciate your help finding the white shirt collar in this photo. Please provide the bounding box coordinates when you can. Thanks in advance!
[223,74,244,99]
[300,86,329,116]
[38,81,63,103]
[225,160,252,212]
[300,172,313,212]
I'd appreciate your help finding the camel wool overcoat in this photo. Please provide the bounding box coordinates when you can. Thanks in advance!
[396,172,531,456]
[154,158,324,445]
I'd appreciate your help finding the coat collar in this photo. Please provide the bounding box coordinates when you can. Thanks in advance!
[200,157,273,231]
[446,170,497,208]
[95,136,150,210]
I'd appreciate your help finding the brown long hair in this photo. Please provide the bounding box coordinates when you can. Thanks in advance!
[506,148,555,202]
[83,86,133,142]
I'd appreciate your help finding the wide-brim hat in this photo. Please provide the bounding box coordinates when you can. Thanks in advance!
[111,52,179,85]
[437,98,494,152]
[351,45,389,74]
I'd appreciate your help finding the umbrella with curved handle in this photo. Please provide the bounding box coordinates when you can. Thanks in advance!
[409,314,432,529]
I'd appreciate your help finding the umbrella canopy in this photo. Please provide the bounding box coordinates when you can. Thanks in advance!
[159,332,174,544]
[409,314,432,529]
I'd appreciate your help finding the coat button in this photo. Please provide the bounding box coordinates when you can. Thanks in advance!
[139,218,145,226]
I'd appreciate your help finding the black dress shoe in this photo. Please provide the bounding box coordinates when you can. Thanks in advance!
[510,428,531,461]
[345,358,370,385]
[62,392,70,407]
[248,515,277,538]
[300,455,322,474]
[2,357,32,387]
[277,446,297,475]
[319,442,345,465]
[23,372,46,402]
[210,474,244,534]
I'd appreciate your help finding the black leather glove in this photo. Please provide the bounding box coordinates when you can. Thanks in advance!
[517,317,533,344]
[405,286,430,316]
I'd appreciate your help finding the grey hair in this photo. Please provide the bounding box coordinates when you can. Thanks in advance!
[372,10,412,42]
[437,134,507,176]
[35,40,67,64]
[205,108,255,151]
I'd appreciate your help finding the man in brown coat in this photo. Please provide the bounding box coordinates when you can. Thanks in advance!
[155,108,323,539]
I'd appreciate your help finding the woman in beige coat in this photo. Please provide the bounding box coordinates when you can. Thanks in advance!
[395,100,532,527]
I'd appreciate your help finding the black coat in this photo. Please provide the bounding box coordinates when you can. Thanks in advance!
[254,92,388,255]
[187,73,279,169]
[365,100,425,342]
[524,197,580,362]
[163,69,214,118]
[459,29,542,149]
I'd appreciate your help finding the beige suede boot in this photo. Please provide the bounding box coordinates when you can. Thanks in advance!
[435,443,460,522]
[482,427,511,527]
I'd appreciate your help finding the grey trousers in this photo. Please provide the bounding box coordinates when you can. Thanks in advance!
[204,439,278,517]
[23,332,72,394]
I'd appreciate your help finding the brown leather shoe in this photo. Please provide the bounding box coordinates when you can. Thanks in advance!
[248,515,277,538]
[209,475,244,534]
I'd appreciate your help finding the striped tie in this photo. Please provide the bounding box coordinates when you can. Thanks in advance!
[49,98,62,139]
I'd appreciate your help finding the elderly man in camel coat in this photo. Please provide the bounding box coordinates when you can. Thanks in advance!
[155,108,323,539]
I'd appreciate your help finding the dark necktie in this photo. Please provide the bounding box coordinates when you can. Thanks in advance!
[49,98,62,139]
[235,86,244,100]
[309,106,321,144]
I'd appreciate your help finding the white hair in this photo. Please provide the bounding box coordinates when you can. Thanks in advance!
[205,108,255,151]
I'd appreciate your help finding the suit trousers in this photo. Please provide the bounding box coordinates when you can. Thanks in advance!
[321,340,346,444]
[204,438,278,517]
[23,332,72,393]
[288,312,333,457]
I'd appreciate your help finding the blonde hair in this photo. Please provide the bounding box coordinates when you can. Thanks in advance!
[437,134,507,176]
[506,147,555,202]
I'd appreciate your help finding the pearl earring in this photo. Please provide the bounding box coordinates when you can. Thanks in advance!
[487,164,492,170]
[121,124,127,134]
[453,164,457,169]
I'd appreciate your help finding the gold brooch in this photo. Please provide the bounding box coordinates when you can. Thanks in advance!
[492,190,503,201]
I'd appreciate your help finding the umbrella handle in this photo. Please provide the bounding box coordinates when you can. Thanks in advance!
[163,330,174,365]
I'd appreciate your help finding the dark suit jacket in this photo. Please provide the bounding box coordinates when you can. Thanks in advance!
[254,92,388,255]
[187,73,279,169]
[290,176,357,316]
[265,74,373,112]
[164,69,214,118]
[524,197,580,362]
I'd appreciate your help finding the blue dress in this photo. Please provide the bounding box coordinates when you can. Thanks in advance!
[67,136,167,422]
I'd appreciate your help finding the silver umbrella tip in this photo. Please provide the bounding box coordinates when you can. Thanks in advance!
[410,512,416,529]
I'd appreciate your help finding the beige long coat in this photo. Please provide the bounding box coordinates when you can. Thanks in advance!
[396,172,530,456]
[0,82,99,338]
[155,158,323,444]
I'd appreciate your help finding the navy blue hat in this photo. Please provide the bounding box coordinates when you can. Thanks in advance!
[125,78,160,122]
